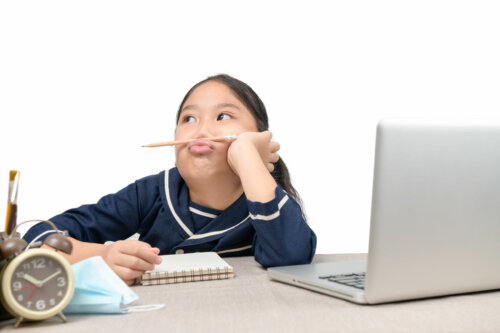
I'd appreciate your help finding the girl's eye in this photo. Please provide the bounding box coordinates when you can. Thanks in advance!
[183,116,196,123]
[217,113,231,121]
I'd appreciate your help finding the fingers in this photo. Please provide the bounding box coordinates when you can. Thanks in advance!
[266,153,280,172]
[124,279,135,286]
[227,130,282,175]
[269,152,280,163]
[265,136,279,173]
[121,241,161,265]
[269,141,280,153]
[112,264,145,285]
[262,130,273,141]
[103,240,162,283]
[113,251,155,272]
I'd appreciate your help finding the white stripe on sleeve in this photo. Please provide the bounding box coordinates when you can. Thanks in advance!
[249,195,289,221]
[217,244,252,254]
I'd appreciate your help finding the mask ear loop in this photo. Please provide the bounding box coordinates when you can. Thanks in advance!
[26,229,58,249]
[11,220,72,254]
[122,304,166,313]
[11,219,59,236]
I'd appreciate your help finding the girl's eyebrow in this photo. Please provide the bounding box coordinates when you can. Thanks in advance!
[181,104,198,112]
[181,103,241,112]
[216,103,241,110]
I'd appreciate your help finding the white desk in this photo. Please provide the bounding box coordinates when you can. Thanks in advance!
[1,254,500,332]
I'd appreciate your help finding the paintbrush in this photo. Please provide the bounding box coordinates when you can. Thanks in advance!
[142,134,237,148]
[5,170,20,234]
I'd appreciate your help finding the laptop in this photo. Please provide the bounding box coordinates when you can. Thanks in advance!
[268,118,500,304]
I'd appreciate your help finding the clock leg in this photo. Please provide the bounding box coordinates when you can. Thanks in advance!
[57,312,67,323]
[13,316,24,328]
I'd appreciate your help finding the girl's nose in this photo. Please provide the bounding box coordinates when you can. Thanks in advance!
[193,118,215,139]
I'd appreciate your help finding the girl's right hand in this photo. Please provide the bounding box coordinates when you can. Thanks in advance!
[227,131,280,176]
[226,131,280,203]
[101,240,162,285]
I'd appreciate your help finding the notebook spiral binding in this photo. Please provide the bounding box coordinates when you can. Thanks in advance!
[141,266,234,286]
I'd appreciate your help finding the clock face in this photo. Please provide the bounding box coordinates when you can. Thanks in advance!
[1,249,74,320]
[11,255,70,311]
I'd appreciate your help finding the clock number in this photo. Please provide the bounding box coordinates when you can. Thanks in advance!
[26,301,32,308]
[57,276,66,287]
[17,294,24,302]
[31,258,46,269]
[57,290,63,297]
[36,300,46,310]
[49,298,56,306]
[13,281,22,291]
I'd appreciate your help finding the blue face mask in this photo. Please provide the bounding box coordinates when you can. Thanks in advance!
[64,256,141,314]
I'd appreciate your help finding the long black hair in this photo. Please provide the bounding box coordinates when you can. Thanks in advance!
[175,74,304,210]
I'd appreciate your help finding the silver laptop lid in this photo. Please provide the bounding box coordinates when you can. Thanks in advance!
[365,119,500,303]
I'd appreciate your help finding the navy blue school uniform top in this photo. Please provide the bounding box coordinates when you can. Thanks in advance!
[23,167,316,267]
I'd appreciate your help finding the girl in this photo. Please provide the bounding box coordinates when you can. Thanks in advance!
[24,74,317,285]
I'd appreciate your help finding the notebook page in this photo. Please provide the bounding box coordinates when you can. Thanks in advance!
[145,252,232,275]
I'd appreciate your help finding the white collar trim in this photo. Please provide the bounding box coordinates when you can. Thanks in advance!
[164,171,193,237]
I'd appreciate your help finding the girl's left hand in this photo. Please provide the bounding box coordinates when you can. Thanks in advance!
[227,131,280,176]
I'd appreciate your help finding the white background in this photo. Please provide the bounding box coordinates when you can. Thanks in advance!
[1,1,499,254]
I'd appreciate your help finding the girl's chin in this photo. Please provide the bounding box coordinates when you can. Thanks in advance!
[178,160,230,176]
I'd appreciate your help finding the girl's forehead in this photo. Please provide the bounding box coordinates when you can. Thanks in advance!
[182,81,245,110]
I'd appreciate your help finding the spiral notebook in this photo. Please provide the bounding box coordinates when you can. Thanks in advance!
[138,252,234,286]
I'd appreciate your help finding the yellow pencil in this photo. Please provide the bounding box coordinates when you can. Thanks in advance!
[142,134,237,148]
[5,170,20,234]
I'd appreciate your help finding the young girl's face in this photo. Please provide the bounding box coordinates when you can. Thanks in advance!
[175,80,258,180]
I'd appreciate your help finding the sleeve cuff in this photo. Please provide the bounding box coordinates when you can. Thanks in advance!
[246,184,288,218]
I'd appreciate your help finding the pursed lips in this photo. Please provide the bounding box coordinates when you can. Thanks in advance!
[187,140,214,154]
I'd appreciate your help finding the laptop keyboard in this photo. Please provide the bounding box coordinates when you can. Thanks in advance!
[319,272,366,290]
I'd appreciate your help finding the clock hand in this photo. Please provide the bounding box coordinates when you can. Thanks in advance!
[23,273,42,287]
[28,285,38,300]
[18,283,39,300]
[19,283,36,291]
[39,269,62,286]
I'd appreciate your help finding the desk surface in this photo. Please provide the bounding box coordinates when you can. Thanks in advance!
[2,253,500,332]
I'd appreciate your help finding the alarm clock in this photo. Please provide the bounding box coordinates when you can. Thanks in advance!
[0,220,75,328]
